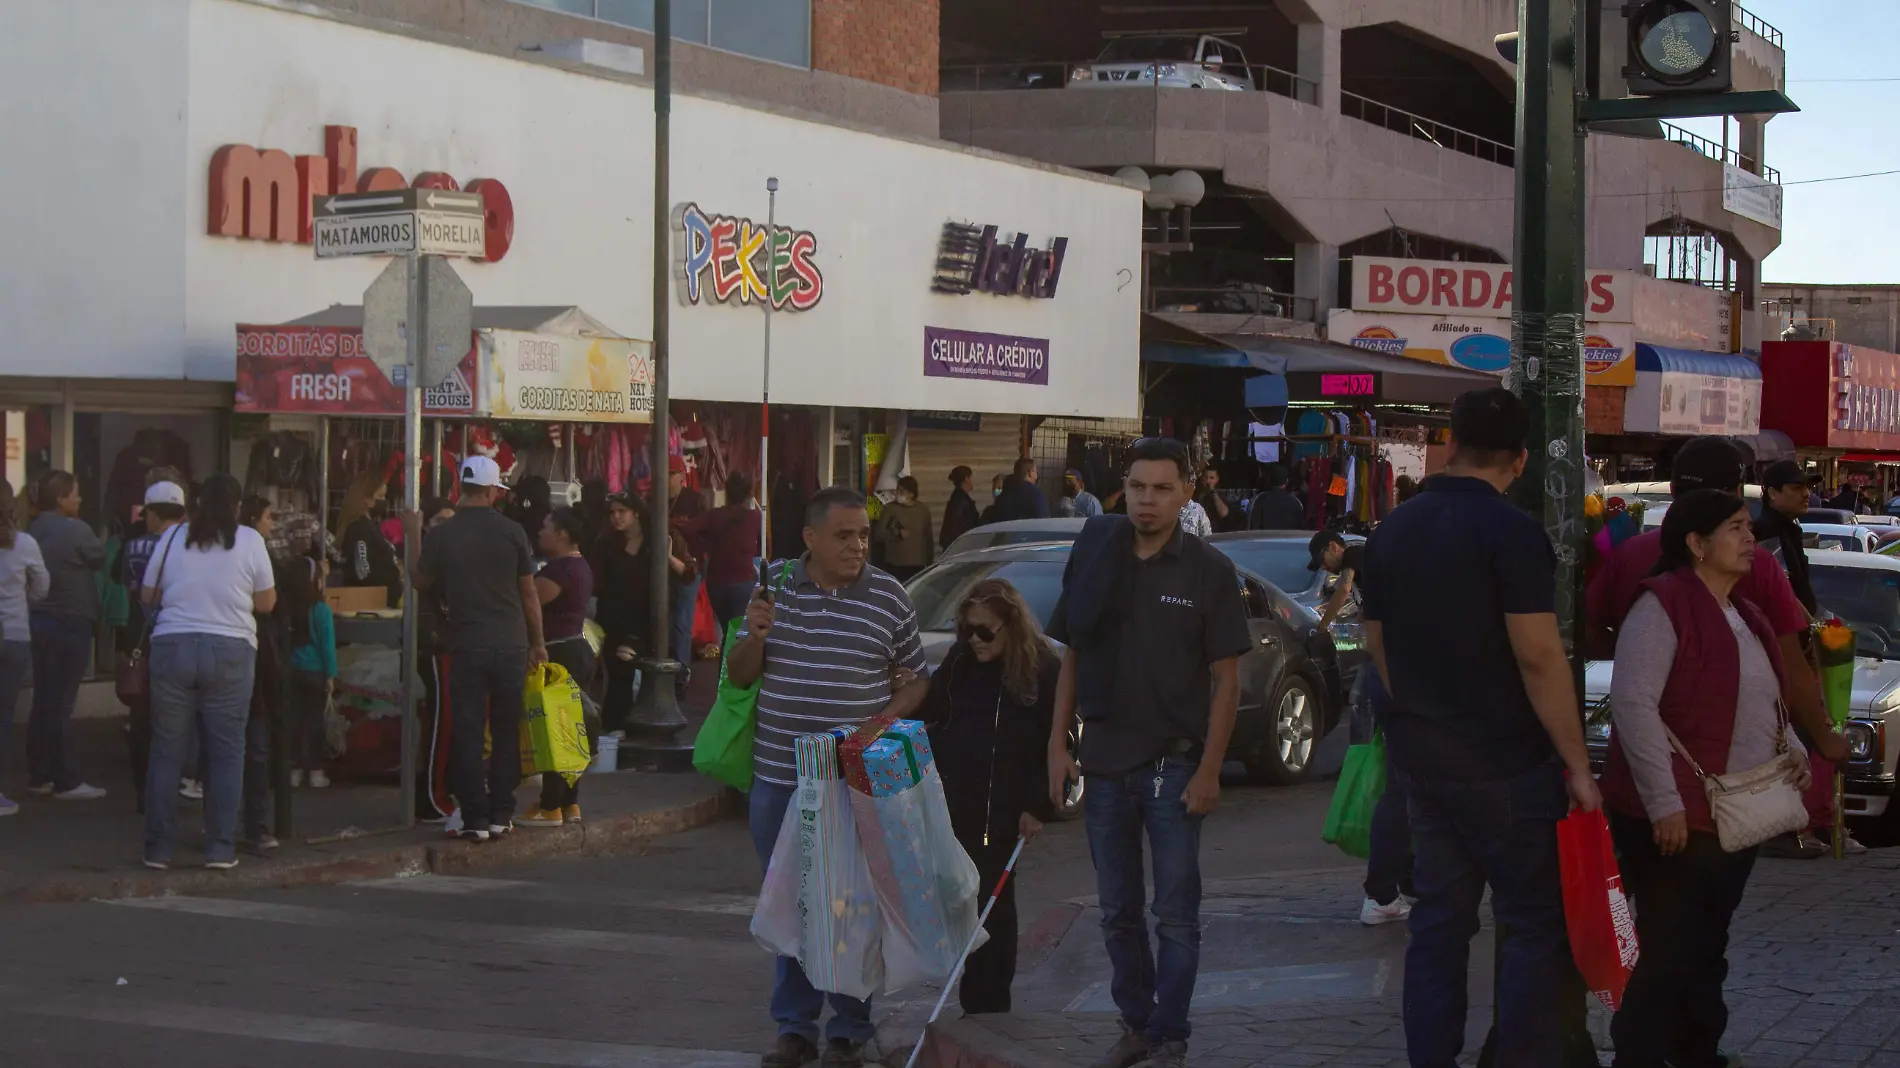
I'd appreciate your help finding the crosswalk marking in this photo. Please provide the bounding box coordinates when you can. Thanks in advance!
[22,998,755,1067]
[349,874,760,916]
[109,896,761,963]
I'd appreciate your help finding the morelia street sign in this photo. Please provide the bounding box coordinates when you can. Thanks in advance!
[207,124,515,261]
[313,188,487,259]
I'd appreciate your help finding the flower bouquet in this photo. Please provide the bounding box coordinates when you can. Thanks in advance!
[1816,618,1857,728]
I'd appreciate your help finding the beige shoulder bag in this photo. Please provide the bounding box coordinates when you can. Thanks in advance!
[1663,701,1809,853]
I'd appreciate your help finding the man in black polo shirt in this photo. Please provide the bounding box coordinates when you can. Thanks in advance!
[1047,437,1252,1068]
[1360,388,1600,1067]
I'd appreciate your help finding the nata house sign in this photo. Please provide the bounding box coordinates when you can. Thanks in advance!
[208,125,516,262]
[675,203,825,311]
[932,221,1067,299]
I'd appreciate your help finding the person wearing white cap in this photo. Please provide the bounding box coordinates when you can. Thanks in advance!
[118,480,190,807]
[415,455,547,842]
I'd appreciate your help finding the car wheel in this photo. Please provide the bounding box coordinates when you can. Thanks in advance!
[1245,676,1319,786]
[1055,722,1085,820]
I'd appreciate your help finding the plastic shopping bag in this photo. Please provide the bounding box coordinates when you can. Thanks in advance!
[1557,808,1639,1010]
[749,730,883,999]
[693,618,760,790]
[1321,731,1386,859]
[520,663,590,785]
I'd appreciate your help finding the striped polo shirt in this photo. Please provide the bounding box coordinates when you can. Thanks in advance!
[753,556,928,787]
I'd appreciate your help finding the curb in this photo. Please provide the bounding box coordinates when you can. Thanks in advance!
[6,786,739,905]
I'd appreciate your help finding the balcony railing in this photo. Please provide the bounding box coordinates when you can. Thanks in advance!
[1340,91,1515,166]
[939,61,1318,105]
[1147,284,1316,323]
[1659,121,1782,184]
[1734,4,1784,47]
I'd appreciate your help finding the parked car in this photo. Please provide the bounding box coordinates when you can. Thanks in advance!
[941,518,1086,559]
[1583,552,1900,829]
[904,542,1350,796]
[1068,34,1254,91]
[1804,522,1880,554]
[1857,515,1897,529]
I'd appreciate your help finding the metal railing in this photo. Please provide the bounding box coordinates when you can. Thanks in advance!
[939,61,1319,105]
[1659,121,1782,184]
[1734,4,1784,48]
[1340,91,1515,166]
[1147,284,1317,322]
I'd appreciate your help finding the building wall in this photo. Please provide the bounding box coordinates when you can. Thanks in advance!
[1762,285,1900,354]
[316,0,940,137]
[811,0,938,97]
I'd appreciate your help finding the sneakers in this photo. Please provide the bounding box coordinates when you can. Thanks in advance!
[179,779,204,801]
[563,804,583,825]
[308,770,331,789]
[489,821,514,837]
[818,1038,863,1068]
[0,794,17,817]
[1761,831,1828,860]
[457,827,491,843]
[1360,896,1412,926]
[1830,830,1869,856]
[1137,1041,1187,1068]
[243,834,281,854]
[1089,1023,1151,1068]
[518,807,564,827]
[25,782,53,797]
[204,858,240,871]
[142,859,170,871]
[289,770,304,788]
[54,783,107,802]
[760,1034,819,1068]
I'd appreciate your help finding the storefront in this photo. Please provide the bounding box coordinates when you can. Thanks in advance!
[1762,340,1900,504]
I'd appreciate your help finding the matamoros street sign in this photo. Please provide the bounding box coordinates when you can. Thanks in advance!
[314,189,486,259]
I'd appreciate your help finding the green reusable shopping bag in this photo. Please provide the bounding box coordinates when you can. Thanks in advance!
[691,563,791,790]
[1321,731,1387,860]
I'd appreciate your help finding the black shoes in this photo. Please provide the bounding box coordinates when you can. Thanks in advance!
[761,1034,818,1068]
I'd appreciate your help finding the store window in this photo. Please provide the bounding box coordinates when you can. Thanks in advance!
[516,0,812,69]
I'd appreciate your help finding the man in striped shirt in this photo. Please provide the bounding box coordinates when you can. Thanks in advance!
[727,485,929,1068]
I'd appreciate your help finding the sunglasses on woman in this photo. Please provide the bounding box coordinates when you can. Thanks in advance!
[958,621,999,644]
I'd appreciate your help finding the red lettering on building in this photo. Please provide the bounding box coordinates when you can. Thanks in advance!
[1367,265,1395,305]
[1431,268,1458,308]
[1397,267,1429,305]
[1494,275,1514,309]
[207,125,514,262]
[1461,269,1492,309]
[1590,274,1616,315]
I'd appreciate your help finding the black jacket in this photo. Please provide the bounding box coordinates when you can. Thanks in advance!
[1248,488,1307,531]
[940,488,982,549]
[1754,506,1818,617]
[995,476,1050,523]
[919,643,1060,848]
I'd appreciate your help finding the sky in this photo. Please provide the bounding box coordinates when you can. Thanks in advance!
[1674,1,1900,284]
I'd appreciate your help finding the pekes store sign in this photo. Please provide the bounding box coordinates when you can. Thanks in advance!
[1352,256,1629,322]
[208,125,515,262]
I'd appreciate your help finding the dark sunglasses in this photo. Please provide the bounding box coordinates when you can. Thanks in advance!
[958,622,999,644]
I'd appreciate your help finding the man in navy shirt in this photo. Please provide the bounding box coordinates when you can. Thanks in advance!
[1360,388,1600,1067]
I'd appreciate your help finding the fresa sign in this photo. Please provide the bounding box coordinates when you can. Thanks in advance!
[208,125,515,262]
[1352,256,1627,321]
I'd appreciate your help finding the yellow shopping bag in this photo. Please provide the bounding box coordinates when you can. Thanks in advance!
[521,663,591,785]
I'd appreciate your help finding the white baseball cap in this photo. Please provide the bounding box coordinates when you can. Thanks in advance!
[144,481,187,508]
[460,455,505,488]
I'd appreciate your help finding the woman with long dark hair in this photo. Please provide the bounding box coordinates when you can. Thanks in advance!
[25,469,107,801]
[521,508,596,826]
[0,479,50,817]
[917,579,1059,1014]
[337,469,400,606]
[141,473,278,870]
[1602,489,1813,1064]
[591,494,694,734]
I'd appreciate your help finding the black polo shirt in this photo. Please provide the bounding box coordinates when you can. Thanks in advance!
[1361,475,1556,782]
[1049,525,1253,775]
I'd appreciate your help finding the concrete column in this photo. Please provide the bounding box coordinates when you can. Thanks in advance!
[817,405,837,487]
[1296,21,1341,111]
[1737,116,1766,174]
[1294,241,1340,322]
[1737,253,1758,313]
[54,380,75,472]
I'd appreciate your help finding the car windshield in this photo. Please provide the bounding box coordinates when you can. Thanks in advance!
[908,559,1069,632]
[1209,540,1314,596]
[1811,565,1900,656]
[1097,36,1200,62]
[1814,534,1863,553]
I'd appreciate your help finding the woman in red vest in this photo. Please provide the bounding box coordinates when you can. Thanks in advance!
[1603,489,1813,1067]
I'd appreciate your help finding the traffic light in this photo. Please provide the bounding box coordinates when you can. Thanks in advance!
[1621,0,1732,96]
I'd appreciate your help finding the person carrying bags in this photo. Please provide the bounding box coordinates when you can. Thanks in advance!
[1602,489,1813,1066]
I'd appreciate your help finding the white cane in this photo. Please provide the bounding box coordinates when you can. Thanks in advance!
[903,835,1029,1068]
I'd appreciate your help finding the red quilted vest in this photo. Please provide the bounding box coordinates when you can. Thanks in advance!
[1599,568,1786,833]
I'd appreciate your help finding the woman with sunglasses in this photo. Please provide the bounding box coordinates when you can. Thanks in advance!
[917,578,1060,1015]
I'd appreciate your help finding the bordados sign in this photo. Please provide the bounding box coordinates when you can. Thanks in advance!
[1352,256,1629,322]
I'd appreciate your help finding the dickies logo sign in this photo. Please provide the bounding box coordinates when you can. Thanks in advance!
[674,203,824,311]
[1583,335,1628,375]
[1350,327,1408,356]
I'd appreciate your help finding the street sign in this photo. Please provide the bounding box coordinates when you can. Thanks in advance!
[313,188,486,259]
[361,256,474,390]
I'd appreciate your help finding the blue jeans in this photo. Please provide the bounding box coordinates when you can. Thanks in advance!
[673,576,703,682]
[1398,759,1568,1068]
[27,612,93,792]
[1350,672,1414,905]
[0,640,29,788]
[1083,756,1205,1045]
[747,777,875,1045]
[145,633,255,864]
[448,648,528,829]
[710,581,754,632]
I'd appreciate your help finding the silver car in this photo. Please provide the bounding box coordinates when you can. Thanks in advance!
[1068,34,1254,91]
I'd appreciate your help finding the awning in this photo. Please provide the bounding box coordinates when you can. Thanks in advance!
[1140,313,1285,374]
[1734,429,1795,463]
[1634,344,1763,380]
[1839,452,1900,465]
[1249,335,1496,406]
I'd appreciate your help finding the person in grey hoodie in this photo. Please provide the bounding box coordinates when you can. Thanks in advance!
[25,471,108,801]
[0,479,50,816]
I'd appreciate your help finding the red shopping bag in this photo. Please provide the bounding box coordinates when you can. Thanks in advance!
[1557,808,1639,1010]
[691,580,720,656]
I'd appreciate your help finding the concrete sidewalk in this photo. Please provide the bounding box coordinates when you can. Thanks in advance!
[923,851,1900,1068]
[1,674,738,903]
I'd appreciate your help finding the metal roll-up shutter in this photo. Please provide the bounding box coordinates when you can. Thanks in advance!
[907,415,1024,542]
